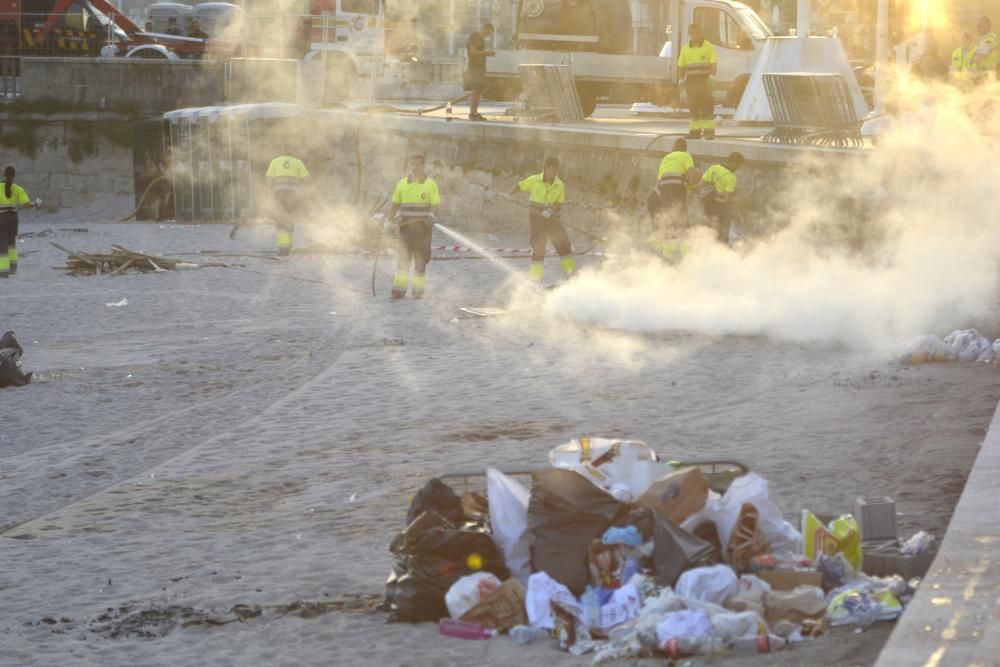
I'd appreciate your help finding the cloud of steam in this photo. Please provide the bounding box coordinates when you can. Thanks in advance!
[539,80,1000,352]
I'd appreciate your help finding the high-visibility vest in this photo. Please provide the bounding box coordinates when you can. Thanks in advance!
[518,173,565,208]
[678,40,718,79]
[974,32,999,77]
[392,176,440,219]
[951,46,975,81]
[702,164,736,201]
[657,151,695,184]
[266,155,309,192]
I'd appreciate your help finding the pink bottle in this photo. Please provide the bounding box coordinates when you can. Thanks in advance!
[438,618,496,640]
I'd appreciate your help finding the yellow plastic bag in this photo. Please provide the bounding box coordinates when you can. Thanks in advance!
[801,511,862,571]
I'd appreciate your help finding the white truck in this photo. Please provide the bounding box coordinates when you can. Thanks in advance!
[485,0,772,117]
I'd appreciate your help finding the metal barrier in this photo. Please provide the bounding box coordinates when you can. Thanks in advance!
[762,73,864,148]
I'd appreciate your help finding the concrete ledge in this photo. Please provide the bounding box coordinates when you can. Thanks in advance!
[317,106,870,167]
[875,400,1000,666]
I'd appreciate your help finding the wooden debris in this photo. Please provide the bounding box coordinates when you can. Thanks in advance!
[52,243,229,276]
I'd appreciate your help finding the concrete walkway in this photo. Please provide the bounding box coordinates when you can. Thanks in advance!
[876,400,1000,667]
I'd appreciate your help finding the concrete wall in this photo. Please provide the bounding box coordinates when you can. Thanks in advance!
[20,58,224,114]
[0,116,134,208]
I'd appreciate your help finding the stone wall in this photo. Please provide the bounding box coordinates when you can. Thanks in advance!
[20,58,225,115]
[0,116,135,209]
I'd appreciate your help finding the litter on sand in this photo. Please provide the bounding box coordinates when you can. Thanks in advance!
[381,437,933,664]
[0,331,32,388]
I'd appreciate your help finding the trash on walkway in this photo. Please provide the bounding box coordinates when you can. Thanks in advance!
[898,328,999,364]
[383,437,929,662]
[53,242,228,276]
[0,331,32,388]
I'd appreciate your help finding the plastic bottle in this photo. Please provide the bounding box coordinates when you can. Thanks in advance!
[509,625,547,645]
[732,634,788,653]
[581,587,601,631]
[661,635,726,659]
[438,618,496,640]
[445,100,453,121]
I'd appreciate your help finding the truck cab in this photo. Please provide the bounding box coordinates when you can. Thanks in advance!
[487,0,771,116]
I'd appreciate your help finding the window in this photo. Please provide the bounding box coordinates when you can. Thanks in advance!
[693,7,754,50]
[340,0,378,14]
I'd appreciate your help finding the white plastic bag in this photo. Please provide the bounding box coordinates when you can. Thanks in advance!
[487,468,532,584]
[549,437,669,499]
[674,565,739,605]
[655,609,715,646]
[596,582,642,633]
[711,474,801,557]
[709,610,766,644]
[526,572,581,630]
[445,572,502,619]
[944,329,995,363]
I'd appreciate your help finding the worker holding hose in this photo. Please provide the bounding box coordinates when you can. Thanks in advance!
[648,138,699,258]
[384,154,440,300]
[0,165,38,278]
[700,152,744,244]
[509,157,576,286]
[266,151,309,256]
[678,23,718,140]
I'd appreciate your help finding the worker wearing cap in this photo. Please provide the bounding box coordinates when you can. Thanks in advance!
[700,152,744,244]
[387,154,440,299]
[0,165,36,278]
[678,23,718,140]
[649,138,699,258]
[266,152,309,256]
[972,16,999,83]
[509,157,575,286]
[950,30,976,88]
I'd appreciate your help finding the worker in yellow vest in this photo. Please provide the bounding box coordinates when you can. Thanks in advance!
[648,138,699,260]
[0,166,37,278]
[972,16,999,83]
[266,151,309,256]
[387,154,440,299]
[701,152,744,244]
[950,30,976,88]
[509,157,575,285]
[678,23,719,140]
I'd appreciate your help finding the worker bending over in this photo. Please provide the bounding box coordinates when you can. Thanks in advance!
[678,23,718,140]
[648,138,699,259]
[701,152,744,245]
[387,154,440,300]
[266,151,309,256]
[0,165,37,278]
[510,157,576,285]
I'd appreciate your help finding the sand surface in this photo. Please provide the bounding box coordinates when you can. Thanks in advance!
[2,208,998,666]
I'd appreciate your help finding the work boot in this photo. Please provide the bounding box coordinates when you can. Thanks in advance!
[411,290,424,300]
[391,289,406,300]
[704,130,716,141]
[687,129,702,140]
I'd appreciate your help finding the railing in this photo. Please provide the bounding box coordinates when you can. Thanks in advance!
[0,55,17,98]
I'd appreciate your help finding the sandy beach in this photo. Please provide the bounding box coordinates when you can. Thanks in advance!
[2,207,998,666]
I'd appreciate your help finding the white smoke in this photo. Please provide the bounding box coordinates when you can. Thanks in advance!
[539,81,1000,353]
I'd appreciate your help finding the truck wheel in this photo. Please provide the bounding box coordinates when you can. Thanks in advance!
[577,89,598,118]
[727,77,750,108]
[324,58,357,103]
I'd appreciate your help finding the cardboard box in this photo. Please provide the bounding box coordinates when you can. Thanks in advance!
[855,497,897,542]
[757,570,823,591]
[460,579,527,631]
[861,541,935,579]
[637,467,710,524]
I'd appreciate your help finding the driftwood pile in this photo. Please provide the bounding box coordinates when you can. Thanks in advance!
[52,243,229,276]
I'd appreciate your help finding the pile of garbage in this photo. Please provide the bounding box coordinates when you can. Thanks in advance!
[381,439,936,662]
[0,331,31,388]
[898,329,1000,364]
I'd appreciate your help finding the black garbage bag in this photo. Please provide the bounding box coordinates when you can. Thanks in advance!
[0,331,31,388]
[382,511,509,623]
[653,515,720,588]
[406,478,465,527]
[527,468,627,597]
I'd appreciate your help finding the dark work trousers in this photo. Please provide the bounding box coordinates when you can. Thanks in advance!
[702,195,732,244]
[529,211,573,261]
[0,209,16,277]
[648,183,689,233]
[685,76,714,136]
[397,218,433,276]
